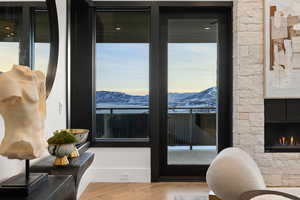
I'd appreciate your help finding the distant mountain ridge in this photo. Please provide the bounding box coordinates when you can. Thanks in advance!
[96,87,217,107]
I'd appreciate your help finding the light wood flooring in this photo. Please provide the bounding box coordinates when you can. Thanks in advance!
[80,182,210,200]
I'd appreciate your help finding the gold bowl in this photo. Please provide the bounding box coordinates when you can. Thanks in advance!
[55,129,89,145]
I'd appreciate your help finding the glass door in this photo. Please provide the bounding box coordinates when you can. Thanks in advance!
[167,19,218,165]
[159,8,231,178]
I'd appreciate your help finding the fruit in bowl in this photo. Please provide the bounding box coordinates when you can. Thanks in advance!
[47,131,78,166]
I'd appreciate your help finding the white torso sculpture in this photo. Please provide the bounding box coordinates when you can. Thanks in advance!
[0,65,47,160]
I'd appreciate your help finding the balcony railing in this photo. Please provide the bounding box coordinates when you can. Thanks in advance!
[96,106,216,114]
[96,107,216,146]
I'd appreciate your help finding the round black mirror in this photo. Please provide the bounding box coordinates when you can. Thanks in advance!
[45,0,59,98]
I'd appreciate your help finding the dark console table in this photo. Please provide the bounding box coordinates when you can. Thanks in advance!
[2,175,75,200]
[30,151,94,196]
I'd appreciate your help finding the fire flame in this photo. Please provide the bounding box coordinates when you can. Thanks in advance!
[279,136,297,145]
[279,136,286,145]
[290,136,296,145]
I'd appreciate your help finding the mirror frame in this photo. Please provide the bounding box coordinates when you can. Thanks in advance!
[45,0,59,98]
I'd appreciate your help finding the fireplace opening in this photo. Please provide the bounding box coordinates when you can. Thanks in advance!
[265,99,300,152]
[265,123,300,152]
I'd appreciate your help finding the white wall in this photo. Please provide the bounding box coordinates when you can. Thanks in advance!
[78,148,151,196]
[87,148,150,182]
[0,0,67,181]
[44,0,67,138]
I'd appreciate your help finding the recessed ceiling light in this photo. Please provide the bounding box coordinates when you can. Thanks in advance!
[10,32,15,36]
[115,27,121,31]
[4,26,11,30]
[203,27,211,30]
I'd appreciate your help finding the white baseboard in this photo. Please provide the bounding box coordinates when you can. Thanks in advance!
[89,168,151,182]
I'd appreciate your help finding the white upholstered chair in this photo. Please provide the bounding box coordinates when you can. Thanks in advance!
[206,147,300,200]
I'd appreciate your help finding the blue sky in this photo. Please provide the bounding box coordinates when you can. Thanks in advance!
[96,43,149,96]
[0,42,217,95]
[34,43,50,74]
[0,42,49,74]
[0,42,19,72]
[96,43,217,95]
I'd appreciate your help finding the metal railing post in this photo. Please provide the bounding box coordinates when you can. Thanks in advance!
[189,108,193,151]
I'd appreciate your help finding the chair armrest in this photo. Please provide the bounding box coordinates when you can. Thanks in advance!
[239,189,300,200]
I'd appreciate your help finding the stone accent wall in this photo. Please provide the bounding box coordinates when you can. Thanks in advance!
[233,0,300,186]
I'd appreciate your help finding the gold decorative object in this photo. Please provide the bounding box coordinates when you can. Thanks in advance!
[69,147,79,158]
[53,155,69,166]
[48,143,74,166]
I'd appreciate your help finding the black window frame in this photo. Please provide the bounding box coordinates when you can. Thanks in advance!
[70,1,232,151]
[71,1,155,148]
[94,8,151,145]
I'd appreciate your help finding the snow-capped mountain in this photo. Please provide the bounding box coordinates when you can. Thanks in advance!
[96,91,149,107]
[169,87,217,107]
[96,87,217,108]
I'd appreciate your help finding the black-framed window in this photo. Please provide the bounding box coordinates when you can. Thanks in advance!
[70,1,232,151]
[95,10,151,140]
[0,3,49,72]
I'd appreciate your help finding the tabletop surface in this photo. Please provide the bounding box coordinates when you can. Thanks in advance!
[2,175,76,200]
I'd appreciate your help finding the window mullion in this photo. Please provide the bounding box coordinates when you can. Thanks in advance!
[19,5,32,67]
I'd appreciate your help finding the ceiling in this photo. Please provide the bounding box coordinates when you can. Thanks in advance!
[168,19,217,43]
[96,11,150,43]
[0,7,21,42]
[0,7,49,43]
[96,11,217,43]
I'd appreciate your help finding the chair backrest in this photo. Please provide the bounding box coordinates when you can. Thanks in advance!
[206,147,266,200]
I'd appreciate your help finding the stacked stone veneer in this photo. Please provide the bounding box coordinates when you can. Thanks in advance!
[233,0,300,186]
